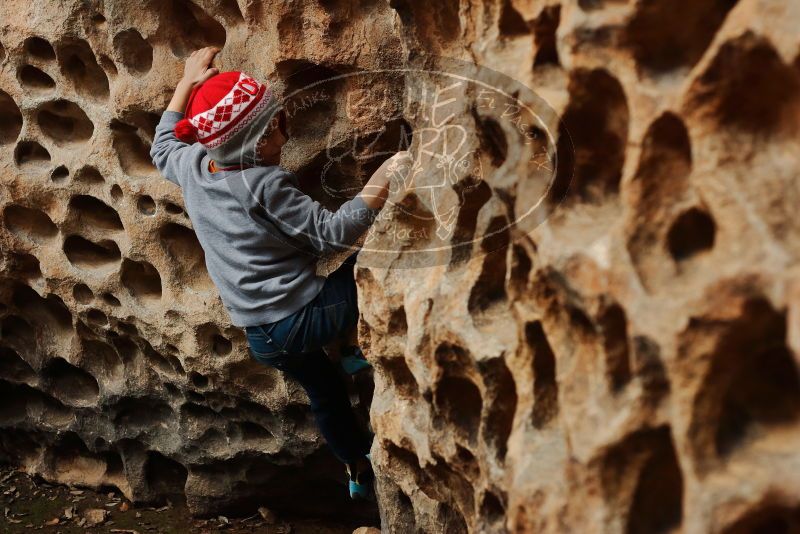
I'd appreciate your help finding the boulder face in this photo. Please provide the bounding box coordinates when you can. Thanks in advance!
[1,0,800,532]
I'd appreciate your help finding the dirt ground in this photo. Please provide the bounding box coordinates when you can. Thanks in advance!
[0,464,365,533]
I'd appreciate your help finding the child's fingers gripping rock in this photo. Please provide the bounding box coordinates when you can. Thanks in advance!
[360,151,415,210]
[182,46,221,87]
[383,151,415,196]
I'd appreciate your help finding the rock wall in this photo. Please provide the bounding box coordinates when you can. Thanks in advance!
[1,0,800,533]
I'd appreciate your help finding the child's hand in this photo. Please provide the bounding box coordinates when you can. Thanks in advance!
[371,151,412,187]
[166,47,221,113]
[358,151,414,210]
[181,47,220,88]
[372,151,415,199]
[383,151,415,195]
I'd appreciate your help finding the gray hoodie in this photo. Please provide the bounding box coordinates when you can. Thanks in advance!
[150,110,378,327]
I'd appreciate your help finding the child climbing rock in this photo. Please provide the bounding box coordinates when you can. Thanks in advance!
[150,46,410,501]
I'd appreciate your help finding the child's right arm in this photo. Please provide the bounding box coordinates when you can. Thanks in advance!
[150,47,220,186]
[150,111,198,187]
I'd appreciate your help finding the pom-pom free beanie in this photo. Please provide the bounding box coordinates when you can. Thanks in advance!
[174,71,284,167]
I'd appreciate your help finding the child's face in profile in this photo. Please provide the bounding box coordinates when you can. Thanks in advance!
[256,110,288,164]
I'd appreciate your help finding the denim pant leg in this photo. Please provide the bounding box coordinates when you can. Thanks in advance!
[288,259,360,354]
[246,317,371,463]
[267,349,371,463]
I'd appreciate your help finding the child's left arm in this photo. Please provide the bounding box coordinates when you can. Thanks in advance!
[150,47,220,186]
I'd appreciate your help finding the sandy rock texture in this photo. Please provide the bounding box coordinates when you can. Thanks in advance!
[1,0,799,533]
[0,0,397,523]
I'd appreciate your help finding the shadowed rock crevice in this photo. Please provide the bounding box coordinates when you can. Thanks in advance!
[24,36,55,61]
[479,489,506,530]
[112,396,174,432]
[625,112,694,290]
[50,165,69,182]
[0,90,23,144]
[632,335,669,403]
[14,140,51,168]
[101,293,121,307]
[4,204,58,242]
[113,29,153,75]
[468,247,508,318]
[435,502,468,534]
[481,357,517,461]
[164,201,185,215]
[144,451,188,505]
[0,346,36,384]
[435,377,482,440]
[86,308,108,326]
[686,33,800,137]
[120,258,162,302]
[533,5,561,68]
[11,284,73,337]
[0,315,36,354]
[474,114,508,168]
[10,252,44,282]
[379,354,419,399]
[110,118,157,177]
[721,505,800,534]
[158,0,227,58]
[36,99,94,145]
[509,244,533,296]
[57,39,109,100]
[63,235,121,271]
[80,339,124,383]
[551,68,629,204]
[450,180,492,265]
[602,427,684,534]
[74,165,105,184]
[41,356,100,407]
[18,65,56,92]
[158,223,213,292]
[216,0,245,25]
[196,323,233,356]
[433,345,483,445]
[526,320,558,429]
[624,0,740,75]
[388,0,461,52]
[578,0,626,10]
[598,302,631,392]
[627,434,683,534]
[137,195,156,215]
[686,296,800,464]
[498,0,529,37]
[0,379,73,427]
[66,195,124,232]
[666,206,716,262]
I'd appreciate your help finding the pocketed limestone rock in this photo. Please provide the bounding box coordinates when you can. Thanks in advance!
[0,1,799,533]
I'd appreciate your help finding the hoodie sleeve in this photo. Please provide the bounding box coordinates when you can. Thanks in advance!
[261,171,381,255]
[149,111,205,187]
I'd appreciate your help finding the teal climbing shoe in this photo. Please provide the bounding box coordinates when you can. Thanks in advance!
[340,346,372,375]
[347,454,376,501]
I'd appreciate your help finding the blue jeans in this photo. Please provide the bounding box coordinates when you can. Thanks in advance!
[244,255,371,463]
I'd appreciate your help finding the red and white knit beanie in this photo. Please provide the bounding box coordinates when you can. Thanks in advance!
[174,71,284,166]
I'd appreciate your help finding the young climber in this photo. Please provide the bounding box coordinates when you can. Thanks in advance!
[149,47,410,500]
